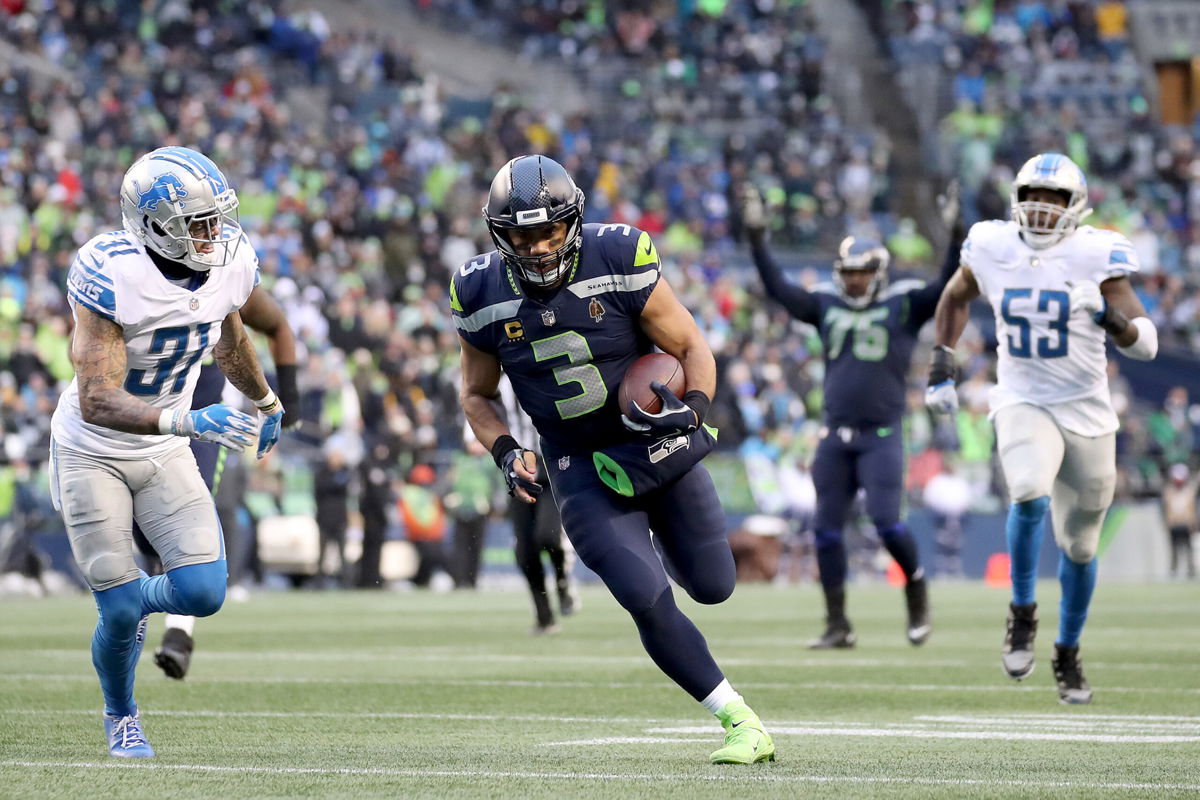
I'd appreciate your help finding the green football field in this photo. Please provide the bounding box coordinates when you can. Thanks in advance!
[1,580,1197,799]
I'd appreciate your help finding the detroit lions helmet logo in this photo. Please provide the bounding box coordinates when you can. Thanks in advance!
[133,173,188,212]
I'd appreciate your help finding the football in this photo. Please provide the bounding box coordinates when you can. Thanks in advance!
[619,352,686,416]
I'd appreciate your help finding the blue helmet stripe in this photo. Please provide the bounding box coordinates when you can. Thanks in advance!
[163,147,228,194]
[151,152,204,181]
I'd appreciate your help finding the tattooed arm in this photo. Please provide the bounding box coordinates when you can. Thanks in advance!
[72,306,163,434]
[213,310,271,402]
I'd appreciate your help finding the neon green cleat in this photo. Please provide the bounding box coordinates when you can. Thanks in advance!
[710,700,776,764]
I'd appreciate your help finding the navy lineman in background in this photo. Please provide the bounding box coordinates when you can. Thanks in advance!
[135,285,300,679]
[455,155,774,765]
[738,183,964,649]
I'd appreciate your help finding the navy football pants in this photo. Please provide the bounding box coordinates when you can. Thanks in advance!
[812,426,905,532]
[548,458,734,700]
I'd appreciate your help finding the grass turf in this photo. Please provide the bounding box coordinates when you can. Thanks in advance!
[0,580,1197,799]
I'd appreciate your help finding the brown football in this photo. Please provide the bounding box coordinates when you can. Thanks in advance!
[619,353,686,416]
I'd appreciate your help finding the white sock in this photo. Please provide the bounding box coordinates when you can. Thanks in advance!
[164,614,195,636]
[700,679,742,715]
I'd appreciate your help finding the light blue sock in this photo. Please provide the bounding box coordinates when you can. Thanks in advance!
[92,581,146,717]
[140,560,228,618]
[1006,496,1049,606]
[1057,552,1097,647]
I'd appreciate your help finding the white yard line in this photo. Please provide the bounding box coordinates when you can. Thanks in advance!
[6,672,1198,694]
[1,760,1198,792]
[647,725,1200,744]
[10,649,976,669]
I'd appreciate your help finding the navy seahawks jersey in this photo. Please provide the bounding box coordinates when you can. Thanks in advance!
[750,236,952,429]
[191,359,226,409]
[452,223,662,453]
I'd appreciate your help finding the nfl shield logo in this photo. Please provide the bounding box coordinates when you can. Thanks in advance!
[541,309,556,326]
[558,455,570,471]
[189,297,199,311]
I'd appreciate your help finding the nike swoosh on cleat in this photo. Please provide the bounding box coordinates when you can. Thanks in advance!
[731,720,746,728]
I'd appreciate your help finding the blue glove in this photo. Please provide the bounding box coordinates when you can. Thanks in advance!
[621,381,699,438]
[254,392,285,459]
[172,404,258,450]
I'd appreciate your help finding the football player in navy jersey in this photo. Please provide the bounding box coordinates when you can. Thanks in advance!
[454,155,774,765]
[136,284,300,680]
[739,183,963,649]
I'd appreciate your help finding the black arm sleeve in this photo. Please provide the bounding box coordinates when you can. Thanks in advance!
[748,232,821,325]
[908,222,967,326]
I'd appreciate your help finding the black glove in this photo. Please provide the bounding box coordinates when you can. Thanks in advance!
[622,382,705,438]
[500,448,543,497]
[491,435,543,497]
[276,364,301,430]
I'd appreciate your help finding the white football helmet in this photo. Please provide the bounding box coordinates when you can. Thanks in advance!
[119,146,242,271]
[1010,153,1091,249]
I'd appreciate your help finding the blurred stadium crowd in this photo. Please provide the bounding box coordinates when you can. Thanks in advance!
[1,0,1197,588]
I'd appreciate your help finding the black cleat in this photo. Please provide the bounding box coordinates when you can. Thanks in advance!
[1002,602,1038,680]
[1051,643,1093,705]
[904,577,932,646]
[154,627,194,680]
[808,619,856,650]
[556,580,580,617]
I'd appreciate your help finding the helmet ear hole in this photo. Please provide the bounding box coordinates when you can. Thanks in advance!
[150,219,166,237]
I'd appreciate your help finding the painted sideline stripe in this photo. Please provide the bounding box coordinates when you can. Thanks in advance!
[3,673,1197,695]
[14,650,975,669]
[9,709,1197,738]
[2,760,1198,791]
[650,725,1200,744]
[916,715,1200,731]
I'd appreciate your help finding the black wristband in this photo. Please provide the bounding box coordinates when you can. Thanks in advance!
[1096,304,1130,337]
[682,390,711,427]
[276,363,299,404]
[490,434,520,468]
[929,345,957,385]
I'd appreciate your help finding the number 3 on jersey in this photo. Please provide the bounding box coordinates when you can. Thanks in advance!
[1001,288,1068,359]
[531,331,608,419]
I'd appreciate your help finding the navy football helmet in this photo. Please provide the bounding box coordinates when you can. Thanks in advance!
[483,155,585,288]
[833,236,889,309]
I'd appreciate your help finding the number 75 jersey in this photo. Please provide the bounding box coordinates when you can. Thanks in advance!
[964,220,1139,436]
[51,229,259,457]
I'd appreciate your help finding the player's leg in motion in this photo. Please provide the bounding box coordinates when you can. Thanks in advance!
[53,445,156,757]
[808,431,858,648]
[993,405,1065,680]
[558,466,774,764]
[511,488,557,634]
[535,505,578,617]
[859,428,930,645]
[153,439,224,679]
[1045,428,1115,704]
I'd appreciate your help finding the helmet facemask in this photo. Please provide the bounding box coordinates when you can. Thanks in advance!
[1010,153,1091,250]
[834,237,889,309]
[488,210,583,289]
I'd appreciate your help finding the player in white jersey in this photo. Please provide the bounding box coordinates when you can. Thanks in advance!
[48,147,285,757]
[924,153,1158,704]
